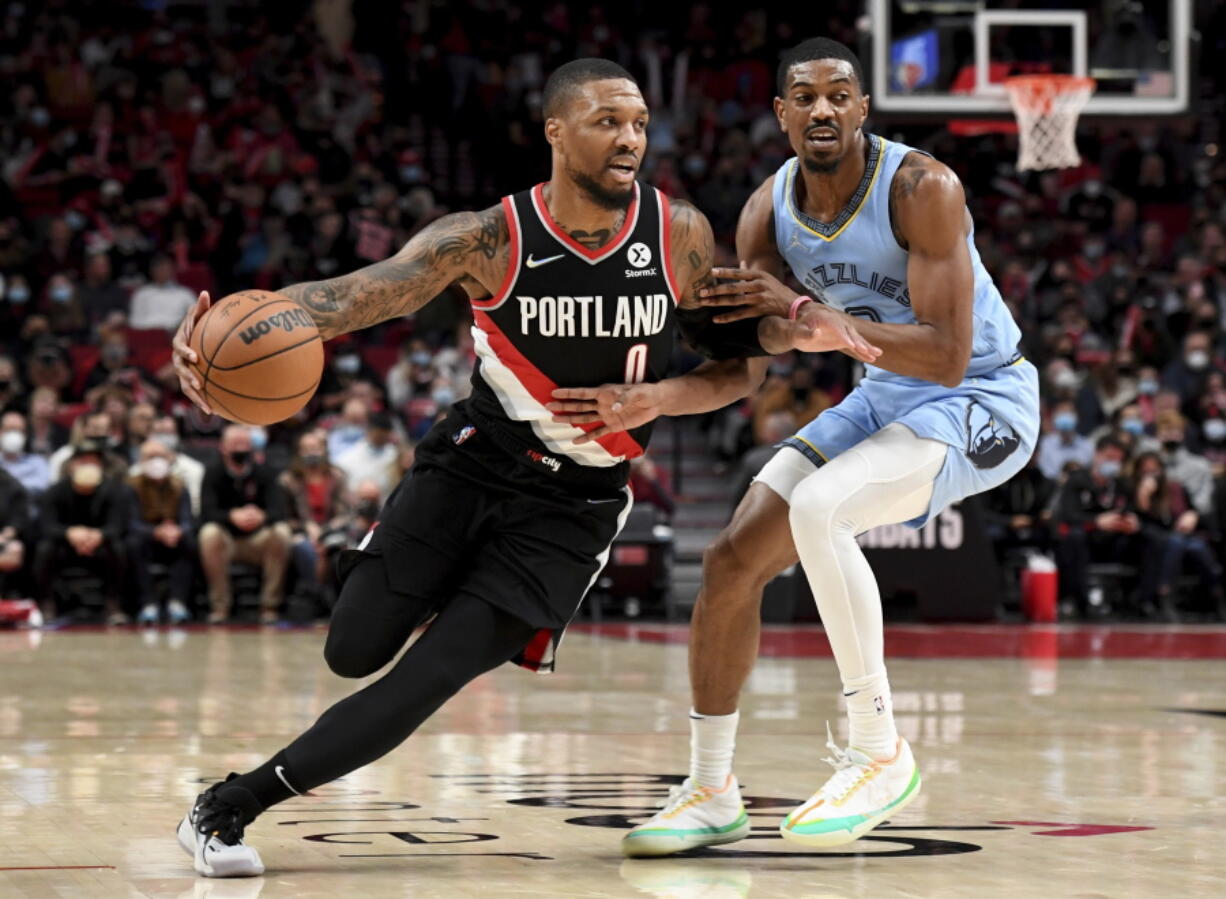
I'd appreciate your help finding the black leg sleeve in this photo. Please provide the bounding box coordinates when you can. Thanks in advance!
[224,587,538,817]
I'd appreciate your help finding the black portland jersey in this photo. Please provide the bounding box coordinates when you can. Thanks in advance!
[464,181,681,485]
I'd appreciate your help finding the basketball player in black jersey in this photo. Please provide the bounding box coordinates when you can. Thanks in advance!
[169,58,878,877]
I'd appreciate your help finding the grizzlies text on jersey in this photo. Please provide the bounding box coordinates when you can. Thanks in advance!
[771,134,1041,524]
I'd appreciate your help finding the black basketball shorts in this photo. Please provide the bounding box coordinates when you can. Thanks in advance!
[337,409,632,673]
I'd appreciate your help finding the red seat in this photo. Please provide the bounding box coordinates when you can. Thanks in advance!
[362,346,400,379]
[125,327,171,354]
[54,402,91,429]
[178,262,215,295]
[68,346,100,398]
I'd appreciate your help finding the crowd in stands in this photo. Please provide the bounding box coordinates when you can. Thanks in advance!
[0,2,1223,621]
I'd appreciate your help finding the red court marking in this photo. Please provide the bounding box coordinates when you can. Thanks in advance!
[571,624,1226,660]
[991,821,1156,837]
[0,866,116,871]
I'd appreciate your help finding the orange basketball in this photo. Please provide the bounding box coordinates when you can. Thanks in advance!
[187,289,324,425]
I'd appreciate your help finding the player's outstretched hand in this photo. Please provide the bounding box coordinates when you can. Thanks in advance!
[172,290,214,415]
[788,306,882,364]
[697,263,795,322]
[547,383,662,445]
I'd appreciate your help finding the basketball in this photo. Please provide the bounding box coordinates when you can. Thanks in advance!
[186,289,324,425]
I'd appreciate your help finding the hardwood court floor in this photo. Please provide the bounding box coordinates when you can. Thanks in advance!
[2,623,1224,898]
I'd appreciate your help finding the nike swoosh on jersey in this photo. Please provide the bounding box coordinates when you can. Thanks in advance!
[525,253,565,268]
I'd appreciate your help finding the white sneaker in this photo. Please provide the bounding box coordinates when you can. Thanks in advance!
[177,783,265,877]
[167,599,192,624]
[780,724,921,848]
[622,775,750,857]
[137,603,160,626]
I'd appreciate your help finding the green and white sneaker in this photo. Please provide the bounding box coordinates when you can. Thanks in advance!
[780,725,921,848]
[622,775,751,857]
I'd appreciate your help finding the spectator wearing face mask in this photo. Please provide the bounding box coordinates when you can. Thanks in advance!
[0,411,49,497]
[145,414,204,515]
[82,332,162,408]
[198,425,291,624]
[327,397,369,461]
[48,411,127,482]
[27,386,69,456]
[386,338,439,410]
[128,255,197,331]
[334,411,400,502]
[41,273,87,338]
[0,466,30,598]
[1131,451,1223,621]
[1162,331,1220,408]
[1052,436,1138,617]
[1,276,33,335]
[1133,366,1162,425]
[35,440,130,624]
[1044,358,1082,401]
[1155,410,1214,515]
[1037,400,1094,481]
[280,430,350,600]
[1092,403,1161,457]
[317,344,380,411]
[128,439,195,625]
[1200,410,1226,474]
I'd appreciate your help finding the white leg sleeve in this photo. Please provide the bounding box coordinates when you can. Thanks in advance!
[787,423,947,680]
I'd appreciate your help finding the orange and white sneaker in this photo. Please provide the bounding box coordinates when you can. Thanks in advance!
[621,775,750,857]
[780,724,921,848]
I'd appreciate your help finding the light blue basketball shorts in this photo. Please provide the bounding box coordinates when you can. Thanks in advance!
[777,358,1040,528]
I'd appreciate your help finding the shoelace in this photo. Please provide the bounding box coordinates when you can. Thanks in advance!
[659,780,712,815]
[818,722,873,802]
[195,790,245,845]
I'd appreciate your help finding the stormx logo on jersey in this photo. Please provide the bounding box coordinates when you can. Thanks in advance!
[625,241,657,278]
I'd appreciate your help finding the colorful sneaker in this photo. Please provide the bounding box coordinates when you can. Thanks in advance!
[177,778,265,877]
[621,775,750,858]
[780,724,921,848]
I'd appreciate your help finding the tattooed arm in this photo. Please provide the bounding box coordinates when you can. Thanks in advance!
[833,152,973,387]
[172,205,508,413]
[281,205,507,338]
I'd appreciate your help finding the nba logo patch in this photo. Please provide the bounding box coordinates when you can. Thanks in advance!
[452,424,476,445]
[874,695,886,715]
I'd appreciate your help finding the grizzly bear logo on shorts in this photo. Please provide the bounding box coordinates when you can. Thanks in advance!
[965,400,1020,469]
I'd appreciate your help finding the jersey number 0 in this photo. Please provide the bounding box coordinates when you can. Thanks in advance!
[624,343,648,384]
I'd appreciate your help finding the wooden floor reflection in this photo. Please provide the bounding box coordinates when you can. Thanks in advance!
[2,625,1223,897]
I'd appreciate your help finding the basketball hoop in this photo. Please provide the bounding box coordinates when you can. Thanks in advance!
[1004,75,1095,172]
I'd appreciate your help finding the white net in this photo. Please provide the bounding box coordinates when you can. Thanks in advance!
[1004,76,1095,171]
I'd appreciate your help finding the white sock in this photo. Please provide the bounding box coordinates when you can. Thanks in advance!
[843,671,898,761]
[689,708,739,789]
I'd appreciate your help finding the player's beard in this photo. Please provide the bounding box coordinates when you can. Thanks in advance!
[568,164,635,211]
[801,149,843,175]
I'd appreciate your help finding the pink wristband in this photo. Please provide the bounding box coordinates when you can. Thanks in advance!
[789,295,813,320]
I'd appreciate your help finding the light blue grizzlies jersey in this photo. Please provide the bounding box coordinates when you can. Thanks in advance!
[770,134,1040,526]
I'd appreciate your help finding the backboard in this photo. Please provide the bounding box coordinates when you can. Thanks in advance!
[869,0,1192,116]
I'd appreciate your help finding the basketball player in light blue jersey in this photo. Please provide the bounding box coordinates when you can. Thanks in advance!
[623,38,1040,856]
